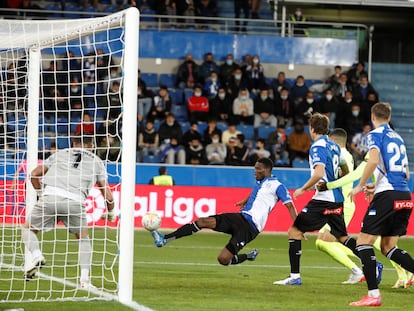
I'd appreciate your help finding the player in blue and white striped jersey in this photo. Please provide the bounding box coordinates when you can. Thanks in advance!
[274,113,358,286]
[349,102,414,307]
[150,157,298,266]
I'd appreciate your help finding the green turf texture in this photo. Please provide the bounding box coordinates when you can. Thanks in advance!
[2,230,414,310]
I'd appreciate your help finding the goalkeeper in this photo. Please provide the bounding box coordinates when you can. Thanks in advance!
[21,135,116,289]
[317,154,412,288]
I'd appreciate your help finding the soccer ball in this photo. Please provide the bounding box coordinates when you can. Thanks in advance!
[141,212,161,231]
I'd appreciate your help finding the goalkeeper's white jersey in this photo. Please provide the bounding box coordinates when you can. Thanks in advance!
[42,148,107,203]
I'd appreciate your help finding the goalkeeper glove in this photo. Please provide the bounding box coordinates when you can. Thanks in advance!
[101,209,117,222]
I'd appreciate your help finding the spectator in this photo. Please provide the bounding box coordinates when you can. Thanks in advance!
[240,54,252,75]
[74,112,95,136]
[253,87,277,128]
[221,122,242,146]
[202,118,222,145]
[62,50,81,81]
[185,137,208,164]
[226,133,250,166]
[250,0,262,19]
[352,74,378,121]
[137,82,155,123]
[160,136,186,165]
[96,120,121,162]
[195,0,217,26]
[203,70,221,99]
[270,71,291,97]
[267,124,289,166]
[187,84,210,123]
[149,85,171,121]
[158,113,183,147]
[347,61,367,89]
[245,55,265,94]
[350,123,371,167]
[335,90,355,130]
[205,132,227,165]
[333,72,352,99]
[290,7,308,36]
[290,75,309,109]
[68,77,83,120]
[317,88,339,128]
[226,67,249,101]
[176,54,200,89]
[18,0,45,18]
[182,121,202,147]
[106,81,122,120]
[326,65,343,91]
[199,52,220,83]
[295,90,316,125]
[148,166,175,186]
[137,119,159,163]
[274,87,295,126]
[208,87,233,122]
[219,54,239,86]
[249,138,271,164]
[345,103,364,142]
[234,0,249,33]
[287,119,311,164]
[232,88,254,125]
[83,53,96,83]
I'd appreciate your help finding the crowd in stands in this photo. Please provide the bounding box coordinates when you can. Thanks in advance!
[137,52,380,168]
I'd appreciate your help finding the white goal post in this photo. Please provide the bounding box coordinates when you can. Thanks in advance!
[0,7,140,307]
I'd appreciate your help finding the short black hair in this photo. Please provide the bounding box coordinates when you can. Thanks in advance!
[158,166,167,175]
[257,157,273,169]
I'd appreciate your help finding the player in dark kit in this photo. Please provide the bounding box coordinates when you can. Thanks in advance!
[348,102,414,307]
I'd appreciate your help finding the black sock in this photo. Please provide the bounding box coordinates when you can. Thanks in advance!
[343,237,359,257]
[165,222,201,241]
[230,254,248,265]
[356,244,378,290]
[387,247,414,273]
[289,239,301,274]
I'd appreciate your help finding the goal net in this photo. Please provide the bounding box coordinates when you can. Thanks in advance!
[0,8,139,306]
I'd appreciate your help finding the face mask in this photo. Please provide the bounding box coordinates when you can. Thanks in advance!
[211,77,217,82]
[234,74,242,80]
[360,83,367,88]
[218,93,226,99]
[212,138,219,143]
[110,73,118,78]
[281,95,288,100]
[260,95,268,101]
[167,121,174,126]
[326,94,333,101]
[253,59,259,64]
[352,110,360,117]
[195,92,202,97]
[295,11,301,16]
[137,90,142,96]
[226,60,233,66]
[345,99,352,103]
[296,83,304,87]
[306,99,314,104]
[240,95,247,100]
[71,87,79,93]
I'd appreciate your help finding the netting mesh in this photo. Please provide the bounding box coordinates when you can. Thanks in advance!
[0,11,130,302]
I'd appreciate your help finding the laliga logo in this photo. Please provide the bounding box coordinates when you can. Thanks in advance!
[85,188,216,225]
[135,189,216,225]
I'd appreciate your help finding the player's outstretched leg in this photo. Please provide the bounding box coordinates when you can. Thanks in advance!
[151,221,203,247]
[21,226,46,280]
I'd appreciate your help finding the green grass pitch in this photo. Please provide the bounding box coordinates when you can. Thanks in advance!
[1,229,414,310]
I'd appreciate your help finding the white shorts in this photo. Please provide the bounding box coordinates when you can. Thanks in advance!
[28,195,87,234]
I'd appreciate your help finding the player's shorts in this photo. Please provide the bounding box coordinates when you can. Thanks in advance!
[319,202,355,233]
[27,195,87,234]
[361,190,413,236]
[213,213,259,255]
[294,199,347,238]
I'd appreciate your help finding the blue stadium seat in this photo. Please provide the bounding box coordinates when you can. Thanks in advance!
[197,122,208,133]
[141,73,158,88]
[56,136,71,149]
[102,5,118,13]
[45,3,62,18]
[236,124,255,140]
[292,159,309,168]
[63,4,81,19]
[183,88,193,103]
[170,105,188,122]
[257,125,276,140]
[159,74,177,88]
[141,9,157,22]
[143,154,161,163]
[179,121,190,133]
[169,88,184,105]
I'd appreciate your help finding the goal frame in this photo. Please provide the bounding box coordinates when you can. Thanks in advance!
[5,7,139,305]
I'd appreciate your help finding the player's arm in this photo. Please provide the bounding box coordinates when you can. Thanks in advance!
[235,194,250,209]
[328,159,367,190]
[98,179,116,221]
[294,164,324,198]
[349,148,379,200]
[284,201,298,222]
[30,165,48,191]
